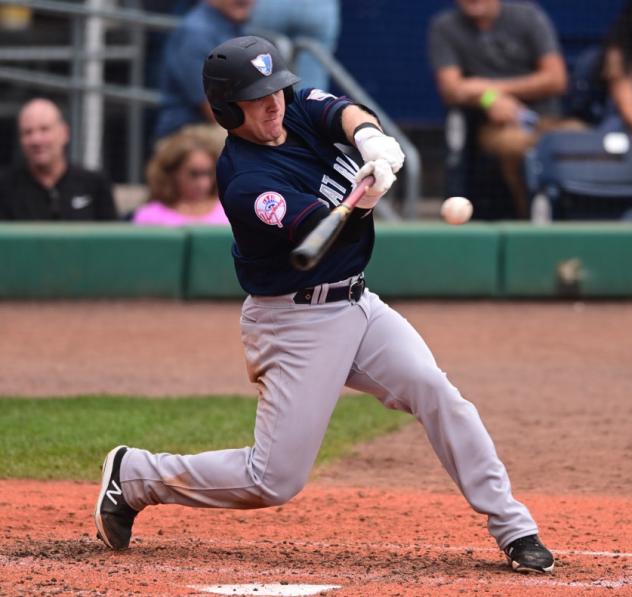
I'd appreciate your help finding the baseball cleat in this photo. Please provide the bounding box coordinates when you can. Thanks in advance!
[94,445,138,550]
[504,534,555,573]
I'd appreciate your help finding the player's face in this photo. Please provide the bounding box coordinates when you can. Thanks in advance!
[175,150,215,202]
[209,0,254,23]
[235,90,286,146]
[456,0,500,20]
[18,101,69,170]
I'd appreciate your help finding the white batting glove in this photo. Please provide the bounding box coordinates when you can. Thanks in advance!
[355,159,396,209]
[354,127,405,173]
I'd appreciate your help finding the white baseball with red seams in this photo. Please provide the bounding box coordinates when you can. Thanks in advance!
[441,196,473,225]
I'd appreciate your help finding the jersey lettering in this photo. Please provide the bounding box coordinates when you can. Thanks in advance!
[318,174,346,206]
[334,161,357,186]
[321,174,346,193]
[319,184,343,206]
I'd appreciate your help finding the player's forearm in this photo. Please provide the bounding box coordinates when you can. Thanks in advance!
[294,203,371,247]
[340,105,382,145]
[491,54,567,101]
[492,70,566,102]
[437,55,566,108]
[436,69,492,107]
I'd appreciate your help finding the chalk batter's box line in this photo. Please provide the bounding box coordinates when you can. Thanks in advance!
[188,575,632,595]
[197,538,632,559]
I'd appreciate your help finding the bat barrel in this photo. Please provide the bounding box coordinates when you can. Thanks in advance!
[290,207,348,271]
[290,175,374,272]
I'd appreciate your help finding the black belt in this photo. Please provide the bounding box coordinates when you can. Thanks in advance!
[293,277,366,304]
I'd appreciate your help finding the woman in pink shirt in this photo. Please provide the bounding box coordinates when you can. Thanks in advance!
[134,125,229,226]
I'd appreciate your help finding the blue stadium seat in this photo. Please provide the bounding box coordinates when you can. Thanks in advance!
[525,129,632,220]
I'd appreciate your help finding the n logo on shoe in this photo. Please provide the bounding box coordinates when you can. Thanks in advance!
[106,480,123,505]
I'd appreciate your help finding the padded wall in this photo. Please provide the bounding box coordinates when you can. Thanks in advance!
[185,227,243,299]
[2,223,632,299]
[501,223,632,297]
[0,224,186,298]
[366,224,499,297]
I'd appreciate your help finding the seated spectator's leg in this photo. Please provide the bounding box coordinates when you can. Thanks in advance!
[478,123,537,219]
[290,0,340,91]
[538,117,588,134]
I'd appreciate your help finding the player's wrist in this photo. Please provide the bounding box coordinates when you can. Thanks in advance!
[479,89,499,110]
[353,123,384,146]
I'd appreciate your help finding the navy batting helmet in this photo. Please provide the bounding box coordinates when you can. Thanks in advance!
[203,36,300,130]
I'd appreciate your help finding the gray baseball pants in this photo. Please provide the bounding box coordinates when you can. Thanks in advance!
[120,281,537,549]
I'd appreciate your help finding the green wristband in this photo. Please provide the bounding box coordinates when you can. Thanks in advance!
[480,89,499,110]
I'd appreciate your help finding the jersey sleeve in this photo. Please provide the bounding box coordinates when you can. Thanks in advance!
[292,88,356,142]
[222,170,328,244]
[524,5,561,58]
[428,13,461,71]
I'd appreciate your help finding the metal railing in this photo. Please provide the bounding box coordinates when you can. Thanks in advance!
[0,0,180,182]
[0,0,422,216]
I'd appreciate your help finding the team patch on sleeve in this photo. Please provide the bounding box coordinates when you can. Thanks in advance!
[307,89,336,102]
[254,192,287,228]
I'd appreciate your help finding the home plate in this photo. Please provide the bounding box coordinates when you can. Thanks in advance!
[189,584,341,596]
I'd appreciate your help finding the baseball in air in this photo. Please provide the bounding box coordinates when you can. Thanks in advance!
[441,196,473,225]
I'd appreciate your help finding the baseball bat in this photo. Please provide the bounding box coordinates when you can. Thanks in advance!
[290,175,375,271]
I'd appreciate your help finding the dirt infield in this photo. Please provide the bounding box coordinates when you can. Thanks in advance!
[1,300,631,595]
[0,482,630,596]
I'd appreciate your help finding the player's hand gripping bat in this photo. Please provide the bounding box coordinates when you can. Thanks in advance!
[290,175,375,271]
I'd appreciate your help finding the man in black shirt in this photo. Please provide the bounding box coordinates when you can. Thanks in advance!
[0,98,117,221]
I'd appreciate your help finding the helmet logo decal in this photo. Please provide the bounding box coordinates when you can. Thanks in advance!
[254,192,286,228]
[251,53,273,76]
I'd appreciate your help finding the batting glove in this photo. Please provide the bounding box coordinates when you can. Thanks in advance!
[354,127,405,173]
[355,159,396,209]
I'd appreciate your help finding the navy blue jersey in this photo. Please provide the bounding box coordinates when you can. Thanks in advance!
[217,88,374,295]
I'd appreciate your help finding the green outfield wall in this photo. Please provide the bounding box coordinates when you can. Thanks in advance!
[365,224,499,297]
[186,226,243,298]
[500,223,632,297]
[0,224,185,299]
[1,223,631,299]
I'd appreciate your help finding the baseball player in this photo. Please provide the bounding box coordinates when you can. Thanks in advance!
[95,36,554,574]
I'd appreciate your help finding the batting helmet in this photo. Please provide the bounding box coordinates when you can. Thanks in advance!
[203,36,300,130]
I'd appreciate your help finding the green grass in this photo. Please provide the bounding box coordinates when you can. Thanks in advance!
[0,395,409,481]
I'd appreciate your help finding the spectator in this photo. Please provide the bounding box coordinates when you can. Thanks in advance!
[153,0,255,141]
[249,0,340,91]
[0,98,117,221]
[134,125,229,226]
[428,0,579,219]
[601,0,632,132]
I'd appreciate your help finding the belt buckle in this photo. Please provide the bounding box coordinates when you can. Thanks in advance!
[348,278,365,302]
